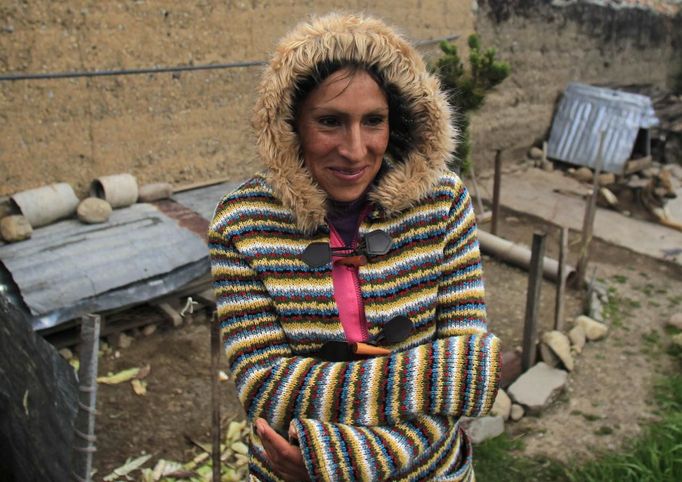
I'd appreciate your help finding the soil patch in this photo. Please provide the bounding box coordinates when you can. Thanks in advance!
[90,207,682,476]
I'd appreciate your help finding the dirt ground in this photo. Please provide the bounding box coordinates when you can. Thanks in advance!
[90,207,682,478]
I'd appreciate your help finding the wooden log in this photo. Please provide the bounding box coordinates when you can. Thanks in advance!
[153,301,183,327]
[522,232,546,372]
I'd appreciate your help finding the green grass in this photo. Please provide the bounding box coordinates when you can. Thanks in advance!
[473,373,682,482]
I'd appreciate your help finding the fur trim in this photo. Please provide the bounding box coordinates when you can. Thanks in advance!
[253,13,456,235]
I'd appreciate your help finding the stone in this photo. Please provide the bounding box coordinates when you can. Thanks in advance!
[77,197,112,224]
[541,159,554,172]
[539,342,561,368]
[138,182,173,202]
[541,331,574,371]
[568,325,586,354]
[491,389,512,420]
[510,404,525,421]
[0,215,32,242]
[576,315,609,341]
[573,167,593,183]
[118,332,134,349]
[598,172,616,186]
[667,313,682,331]
[588,290,604,321]
[142,324,157,336]
[507,362,568,415]
[58,348,73,361]
[461,416,505,444]
[500,350,523,388]
[528,146,543,160]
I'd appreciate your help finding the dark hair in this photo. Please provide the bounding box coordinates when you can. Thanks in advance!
[291,60,414,164]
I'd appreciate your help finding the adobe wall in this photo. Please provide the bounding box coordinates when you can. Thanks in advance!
[0,1,475,197]
[470,0,682,170]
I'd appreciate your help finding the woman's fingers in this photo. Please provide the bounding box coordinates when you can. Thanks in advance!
[256,418,309,481]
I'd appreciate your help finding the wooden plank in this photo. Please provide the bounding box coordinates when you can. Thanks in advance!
[153,301,183,327]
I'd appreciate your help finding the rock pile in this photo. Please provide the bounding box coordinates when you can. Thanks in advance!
[466,281,612,443]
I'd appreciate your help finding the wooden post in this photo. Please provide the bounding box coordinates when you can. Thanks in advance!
[554,227,568,331]
[211,313,221,481]
[72,314,101,482]
[467,162,486,216]
[522,232,546,372]
[491,150,502,236]
[574,131,606,288]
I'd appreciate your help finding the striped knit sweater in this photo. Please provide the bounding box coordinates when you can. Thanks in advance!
[209,172,500,481]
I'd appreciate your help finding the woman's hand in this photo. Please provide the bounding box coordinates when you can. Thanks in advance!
[256,418,310,481]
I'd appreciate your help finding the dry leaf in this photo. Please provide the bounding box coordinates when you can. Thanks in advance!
[136,364,151,380]
[131,379,147,396]
[102,454,152,481]
[97,367,140,385]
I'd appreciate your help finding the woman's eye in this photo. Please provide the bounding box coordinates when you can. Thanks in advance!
[317,116,340,127]
[365,115,386,127]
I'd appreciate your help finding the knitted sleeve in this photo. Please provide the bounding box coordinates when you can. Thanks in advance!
[288,415,462,482]
[209,183,499,433]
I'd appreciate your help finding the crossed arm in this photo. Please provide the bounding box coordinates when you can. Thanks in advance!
[208,185,500,481]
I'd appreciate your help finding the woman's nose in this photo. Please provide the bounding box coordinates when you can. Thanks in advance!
[338,124,367,162]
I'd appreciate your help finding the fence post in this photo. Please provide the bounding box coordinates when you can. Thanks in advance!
[522,233,546,372]
[211,313,221,481]
[72,314,101,482]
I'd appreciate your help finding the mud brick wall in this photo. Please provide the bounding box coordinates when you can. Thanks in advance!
[471,0,682,170]
[0,1,475,197]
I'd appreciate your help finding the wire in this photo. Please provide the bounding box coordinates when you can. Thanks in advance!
[0,60,267,82]
[0,34,459,82]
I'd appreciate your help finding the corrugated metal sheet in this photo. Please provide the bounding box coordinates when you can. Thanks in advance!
[547,83,659,173]
[173,181,241,221]
[0,203,209,331]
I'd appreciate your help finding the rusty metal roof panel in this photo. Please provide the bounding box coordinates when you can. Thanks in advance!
[0,203,209,330]
[547,83,659,173]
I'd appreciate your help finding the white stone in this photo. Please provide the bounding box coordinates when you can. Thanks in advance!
[576,315,609,341]
[508,362,568,415]
[118,332,134,349]
[539,342,561,368]
[568,325,586,354]
[528,146,543,160]
[667,313,682,331]
[77,197,112,224]
[510,404,525,421]
[491,389,512,420]
[0,215,32,242]
[461,416,505,444]
[142,324,157,336]
[541,330,574,371]
[573,167,593,183]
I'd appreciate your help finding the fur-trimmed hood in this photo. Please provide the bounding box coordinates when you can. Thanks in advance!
[253,13,456,235]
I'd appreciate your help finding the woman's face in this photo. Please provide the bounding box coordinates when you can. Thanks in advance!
[296,68,389,202]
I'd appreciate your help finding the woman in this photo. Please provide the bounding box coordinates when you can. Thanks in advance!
[209,13,500,481]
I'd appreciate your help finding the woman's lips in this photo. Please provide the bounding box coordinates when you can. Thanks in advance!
[328,166,367,182]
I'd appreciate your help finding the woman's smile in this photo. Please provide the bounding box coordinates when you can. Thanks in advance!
[296,68,389,202]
